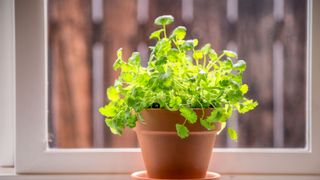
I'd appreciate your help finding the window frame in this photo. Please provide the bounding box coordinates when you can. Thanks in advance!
[15,0,320,175]
[0,0,15,167]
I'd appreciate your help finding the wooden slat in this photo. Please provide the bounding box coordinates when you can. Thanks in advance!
[192,0,228,51]
[49,0,93,148]
[237,0,274,147]
[282,0,306,147]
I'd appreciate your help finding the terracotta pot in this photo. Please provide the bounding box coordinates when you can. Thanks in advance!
[134,109,221,179]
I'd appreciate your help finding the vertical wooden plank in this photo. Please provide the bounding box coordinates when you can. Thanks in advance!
[103,0,138,147]
[237,0,274,147]
[192,0,228,51]
[49,0,93,148]
[282,0,306,147]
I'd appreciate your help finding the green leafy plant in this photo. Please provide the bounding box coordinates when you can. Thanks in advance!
[99,15,258,140]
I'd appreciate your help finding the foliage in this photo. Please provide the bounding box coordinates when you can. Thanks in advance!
[99,15,258,140]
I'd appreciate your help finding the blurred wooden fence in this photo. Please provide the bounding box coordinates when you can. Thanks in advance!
[48,0,306,148]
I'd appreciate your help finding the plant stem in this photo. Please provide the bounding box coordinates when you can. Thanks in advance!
[173,39,181,52]
[163,25,167,38]
[196,98,205,120]
[203,56,207,69]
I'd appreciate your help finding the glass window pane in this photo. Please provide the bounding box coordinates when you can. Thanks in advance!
[48,0,307,148]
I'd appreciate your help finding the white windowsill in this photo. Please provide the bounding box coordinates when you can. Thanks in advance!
[1,167,320,180]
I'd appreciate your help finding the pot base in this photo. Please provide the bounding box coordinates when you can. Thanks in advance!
[131,171,220,180]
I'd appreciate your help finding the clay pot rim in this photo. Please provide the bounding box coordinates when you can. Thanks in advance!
[134,129,220,134]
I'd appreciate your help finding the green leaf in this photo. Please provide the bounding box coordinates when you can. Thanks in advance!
[180,40,194,50]
[234,60,246,72]
[223,59,233,70]
[205,109,221,123]
[176,124,189,139]
[154,15,174,26]
[170,26,187,40]
[208,49,218,60]
[240,84,249,94]
[199,69,207,80]
[193,50,203,60]
[201,43,211,55]
[117,48,122,58]
[132,87,144,97]
[127,97,137,107]
[155,38,171,55]
[200,119,215,130]
[150,29,164,40]
[226,89,243,103]
[128,52,141,66]
[237,99,258,113]
[228,127,238,141]
[113,48,123,70]
[169,96,182,109]
[107,86,120,101]
[126,115,137,128]
[99,103,117,117]
[179,107,197,124]
[223,50,238,58]
[121,72,134,82]
[105,118,121,134]
[193,39,199,47]
[155,56,167,66]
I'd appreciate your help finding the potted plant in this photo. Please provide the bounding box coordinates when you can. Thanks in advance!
[99,15,258,179]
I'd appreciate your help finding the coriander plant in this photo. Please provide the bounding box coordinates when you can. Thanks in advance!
[99,15,258,140]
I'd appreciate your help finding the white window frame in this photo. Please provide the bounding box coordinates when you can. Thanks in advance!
[0,0,15,167]
[14,0,320,176]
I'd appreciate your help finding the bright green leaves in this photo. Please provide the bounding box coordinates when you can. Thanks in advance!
[200,119,216,130]
[170,26,187,40]
[223,50,238,58]
[192,39,198,47]
[169,96,182,110]
[107,86,120,101]
[236,99,259,114]
[180,39,198,51]
[99,103,117,117]
[208,49,218,61]
[105,118,121,134]
[228,127,238,141]
[176,124,189,139]
[240,84,249,95]
[150,29,164,40]
[154,15,174,26]
[128,52,141,66]
[234,60,247,72]
[99,15,258,140]
[226,89,243,104]
[126,114,137,128]
[205,109,222,123]
[154,38,171,56]
[179,107,197,124]
[201,44,211,55]
[193,50,203,60]
[113,48,123,70]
